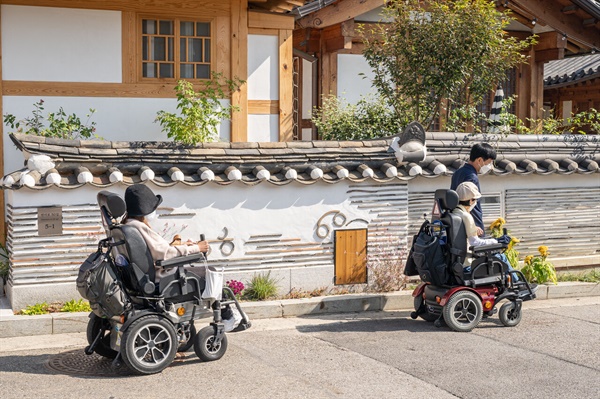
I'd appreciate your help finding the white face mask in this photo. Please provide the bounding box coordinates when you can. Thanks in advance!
[479,163,493,174]
[146,210,158,220]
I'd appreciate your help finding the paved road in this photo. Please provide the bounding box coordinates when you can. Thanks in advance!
[0,297,598,399]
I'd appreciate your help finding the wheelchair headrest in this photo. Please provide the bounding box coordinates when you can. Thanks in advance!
[434,189,459,211]
[97,190,126,219]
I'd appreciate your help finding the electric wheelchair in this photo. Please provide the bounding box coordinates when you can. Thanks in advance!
[84,190,251,375]
[410,189,536,332]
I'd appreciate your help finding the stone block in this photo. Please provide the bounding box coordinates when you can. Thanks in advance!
[381,291,413,311]
[547,282,599,299]
[242,300,283,320]
[52,312,90,334]
[0,314,52,338]
[283,294,382,317]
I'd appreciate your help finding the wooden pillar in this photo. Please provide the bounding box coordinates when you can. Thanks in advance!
[0,5,6,245]
[279,29,293,141]
[230,0,248,142]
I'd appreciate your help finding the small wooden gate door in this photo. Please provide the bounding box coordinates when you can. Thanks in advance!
[334,229,367,285]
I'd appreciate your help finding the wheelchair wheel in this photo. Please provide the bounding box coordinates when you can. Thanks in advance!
[443,291,483,332]
[194,326,228,362]
[121,315,177,375]
[413,296,437,322]
[177,323,197,352]
[86,313,117,359]
[499,302,522,327]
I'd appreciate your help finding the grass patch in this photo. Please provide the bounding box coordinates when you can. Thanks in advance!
[17,299,92,315]
[557,269,600,283]
[243,271,279,301]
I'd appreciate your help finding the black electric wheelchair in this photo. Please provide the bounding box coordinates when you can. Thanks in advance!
[409,189,537,332]
[84,190,251,375]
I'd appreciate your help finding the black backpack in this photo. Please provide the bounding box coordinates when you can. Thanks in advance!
[76,240,129,319]
[409,221,450,286]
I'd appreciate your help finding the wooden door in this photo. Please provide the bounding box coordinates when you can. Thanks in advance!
[334,229,367,285]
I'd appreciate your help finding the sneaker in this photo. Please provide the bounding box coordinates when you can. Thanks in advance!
[223,306,243,332]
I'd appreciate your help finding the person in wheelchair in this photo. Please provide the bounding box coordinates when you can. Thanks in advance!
[453,182,520,282]
[124,184,243,332]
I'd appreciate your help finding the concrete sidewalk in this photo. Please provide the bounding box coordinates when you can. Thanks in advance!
[0,281,598,339]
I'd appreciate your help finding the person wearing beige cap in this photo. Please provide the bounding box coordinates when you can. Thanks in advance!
[453,182,521,282]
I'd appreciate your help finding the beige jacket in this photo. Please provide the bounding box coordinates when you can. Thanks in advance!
[124,218,201,280]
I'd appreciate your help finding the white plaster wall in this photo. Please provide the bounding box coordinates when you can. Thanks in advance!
[247,114,279,142]
[337,54,377,105]
[248,35,278,100]
[355,6,393,23]
[1,5,122,82]
[8,181,373,262]
[2,96,231,174]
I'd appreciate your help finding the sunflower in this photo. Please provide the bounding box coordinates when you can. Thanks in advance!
[489,218,506,231]
[538,245,549,257]
[524,255,534,265]
[507,237,520,250]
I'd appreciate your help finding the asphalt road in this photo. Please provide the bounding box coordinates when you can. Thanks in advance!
[0,297,598,399]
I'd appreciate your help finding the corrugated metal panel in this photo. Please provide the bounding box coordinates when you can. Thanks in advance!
[6,204,103,286]
[505,187,600,258]
[348,183,409,257]
[408,191,503,237]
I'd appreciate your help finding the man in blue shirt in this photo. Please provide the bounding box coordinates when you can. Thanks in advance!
[450,143,497,236]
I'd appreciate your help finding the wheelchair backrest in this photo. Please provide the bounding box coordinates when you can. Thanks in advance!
[97,191,156,295]
[434,189,468,264]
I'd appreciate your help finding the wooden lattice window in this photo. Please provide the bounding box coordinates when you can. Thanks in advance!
[141,18,212,80]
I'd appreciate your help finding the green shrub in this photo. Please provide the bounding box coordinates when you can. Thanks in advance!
[243,271,279,301]
[3,99,98,140]
[21,302,50,315]
[312,94,401,140]
[60,299,92,313]
[0,241,8,281]
[155,73,244,145]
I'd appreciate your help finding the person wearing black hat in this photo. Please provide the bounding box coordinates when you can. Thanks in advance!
[123,184,243,331]
[124,184,209,282]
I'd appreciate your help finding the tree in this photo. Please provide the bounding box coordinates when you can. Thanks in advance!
[359,0,535,131]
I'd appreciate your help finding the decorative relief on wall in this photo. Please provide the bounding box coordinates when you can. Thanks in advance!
[217,227,235,256]
[315,210,347,239]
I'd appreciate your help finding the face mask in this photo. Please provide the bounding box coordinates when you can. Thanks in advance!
[480,162,493,174]
[146,210,158,220]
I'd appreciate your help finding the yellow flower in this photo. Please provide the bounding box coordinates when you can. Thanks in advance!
[507,237,520,250]
[524,255,534,265]
[489,218,506,231]
[538,245,549,257]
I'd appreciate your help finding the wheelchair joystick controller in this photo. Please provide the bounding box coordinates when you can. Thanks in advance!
[200,234,208,258]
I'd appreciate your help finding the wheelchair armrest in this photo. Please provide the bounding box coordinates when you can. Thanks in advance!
[156,253,204,268]
[470,243,507,257]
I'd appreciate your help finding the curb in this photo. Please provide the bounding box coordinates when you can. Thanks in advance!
[1,282,598,339]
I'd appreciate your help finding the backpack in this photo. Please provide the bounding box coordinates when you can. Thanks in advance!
[410,221,450,286]
[76,241,129,319]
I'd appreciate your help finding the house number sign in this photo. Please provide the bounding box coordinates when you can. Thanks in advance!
[38,207,63,236]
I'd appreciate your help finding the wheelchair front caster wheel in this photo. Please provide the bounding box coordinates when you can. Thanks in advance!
[434,319,444,328]
[410,311,418,319]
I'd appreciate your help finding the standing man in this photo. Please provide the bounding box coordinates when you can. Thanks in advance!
[450,143,497,236]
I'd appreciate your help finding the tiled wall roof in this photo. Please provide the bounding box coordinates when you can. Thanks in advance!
[2,131,599,190]
[544,53,600,88]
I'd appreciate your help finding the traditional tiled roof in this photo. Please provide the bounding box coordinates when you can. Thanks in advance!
[544,53,600,88]
[2,129,599,190]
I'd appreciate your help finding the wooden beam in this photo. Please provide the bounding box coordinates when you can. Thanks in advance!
[279,29,294,141]
[0,5,5,245]
[561,5,579,15]
[1,0,231,16]
[248,100,279,114]
[248,10,295,30]
[535,48,564,62]
[121,12,136,83]
[231,0,248,142]
[510,0,600,50]
[296,0,384,29]
[534,31,567,51]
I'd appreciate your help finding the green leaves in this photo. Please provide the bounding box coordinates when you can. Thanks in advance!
[155,73,244,145]
[312,94,402,140]
[360,0,534,130]
[3,99,98,140]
